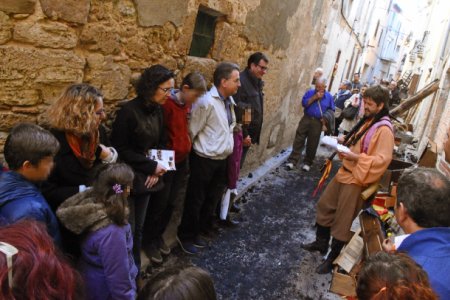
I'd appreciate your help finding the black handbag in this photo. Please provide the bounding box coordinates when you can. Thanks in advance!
[341,104,359,120]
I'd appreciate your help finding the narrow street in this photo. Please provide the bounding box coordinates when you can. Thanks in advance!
[149,147,343,300]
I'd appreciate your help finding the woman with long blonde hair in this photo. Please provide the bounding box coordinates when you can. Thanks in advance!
[42,83,117,257]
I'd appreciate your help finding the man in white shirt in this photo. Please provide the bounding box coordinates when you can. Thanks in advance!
[178,62,240,254]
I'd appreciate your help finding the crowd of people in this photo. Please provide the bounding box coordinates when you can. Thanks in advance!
[0,52,449,300]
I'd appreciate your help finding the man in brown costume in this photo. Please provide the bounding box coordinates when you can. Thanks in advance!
[302,85,394,274]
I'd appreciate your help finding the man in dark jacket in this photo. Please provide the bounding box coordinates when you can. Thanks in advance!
[0,123,61,246]
[234,52,269,168]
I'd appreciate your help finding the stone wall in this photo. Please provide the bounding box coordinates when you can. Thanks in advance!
[0,0,331,171]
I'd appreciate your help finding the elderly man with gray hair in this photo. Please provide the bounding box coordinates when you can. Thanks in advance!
[286,77,335,171]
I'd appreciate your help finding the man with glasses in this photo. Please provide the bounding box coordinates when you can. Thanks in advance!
[234,52,269,168]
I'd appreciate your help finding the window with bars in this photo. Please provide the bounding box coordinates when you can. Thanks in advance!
[189,9,217,57]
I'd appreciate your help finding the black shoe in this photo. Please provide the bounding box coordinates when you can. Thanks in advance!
[176,237,199,255]
[193,236,208,248]
[144,244,163,264]
[219,217,240,228]
[316,257,334,274]
[315,238,346,274]
[301,240,329,256]
[230,202,241,213]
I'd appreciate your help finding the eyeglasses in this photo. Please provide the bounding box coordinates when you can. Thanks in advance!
[257,65,269,71]
[0,242,19,288]
[95,108,105,116]
[159,87,174,94]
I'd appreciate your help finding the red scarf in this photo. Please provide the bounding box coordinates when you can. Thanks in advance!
[66,131,99,169]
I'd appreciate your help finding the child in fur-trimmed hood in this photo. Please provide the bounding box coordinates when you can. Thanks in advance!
[57,163,137,300]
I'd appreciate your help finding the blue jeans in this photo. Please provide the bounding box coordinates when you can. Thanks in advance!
[128,193,150,271]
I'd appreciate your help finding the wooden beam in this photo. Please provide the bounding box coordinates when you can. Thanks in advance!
[390,79,440,117]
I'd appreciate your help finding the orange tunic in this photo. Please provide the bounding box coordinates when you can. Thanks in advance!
[336,125,394,187]
[316,121,395,241]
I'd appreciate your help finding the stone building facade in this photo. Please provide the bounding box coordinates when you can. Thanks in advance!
[401,0,450,176]
[0,0,334,171]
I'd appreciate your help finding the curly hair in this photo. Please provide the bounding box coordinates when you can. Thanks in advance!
[93,163,134,226]
[45,83,103,135]
[0,220,82,300]
[136,65,175,101]
[357,252,437,300]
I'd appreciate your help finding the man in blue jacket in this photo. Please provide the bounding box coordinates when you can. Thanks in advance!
[0,123,61,246]
[384,167,450,299]
[286,77,335,171]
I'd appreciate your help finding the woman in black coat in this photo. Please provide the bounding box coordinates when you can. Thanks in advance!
[111,65,174,271]
[42,83,118,257]
[43,84,117,209]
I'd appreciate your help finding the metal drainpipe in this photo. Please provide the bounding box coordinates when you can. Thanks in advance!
[340,0,364,49]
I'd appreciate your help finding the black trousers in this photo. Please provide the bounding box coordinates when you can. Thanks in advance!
[178,151,227,240]
[143,159,190,246]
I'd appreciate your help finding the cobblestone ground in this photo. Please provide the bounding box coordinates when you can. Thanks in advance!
[146,152,343,300]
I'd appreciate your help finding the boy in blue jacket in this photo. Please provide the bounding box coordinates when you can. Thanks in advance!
[0,123,61,245]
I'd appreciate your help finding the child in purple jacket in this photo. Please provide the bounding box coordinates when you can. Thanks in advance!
[57,163,137,300]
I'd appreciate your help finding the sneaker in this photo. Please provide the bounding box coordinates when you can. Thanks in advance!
[176,237,199,255]
[159,240,171,256]
[145,244,163,264]
[193,236,208,248]
[285,162,294,170]
[302,164,311,172]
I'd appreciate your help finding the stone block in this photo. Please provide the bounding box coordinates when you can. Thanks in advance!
[14,21,78,49]
[36,67,84,84]
[133,0,188,27]
[39,0,90,24]
[182,56,217,85]
[40,86,66,105]
[0,112,36,131]
[0,89,40,106]
[0,0,35,14]
[11,106,41,114]
[124,36,152,61]
[0,12,12,44]
[0,46,85,86]
[80,23,121,55]
[87,56,131,101]
[212,21,246,62]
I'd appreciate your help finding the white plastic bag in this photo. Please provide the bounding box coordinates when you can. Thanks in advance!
[220,189,231,220]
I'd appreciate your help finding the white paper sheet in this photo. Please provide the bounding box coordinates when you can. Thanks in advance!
[147,149,177,171]
[321,136,351,153]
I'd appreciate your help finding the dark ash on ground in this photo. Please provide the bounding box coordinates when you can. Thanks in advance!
[147,154,342,300]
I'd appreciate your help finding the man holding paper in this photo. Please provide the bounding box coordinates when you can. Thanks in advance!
[302,85,394,274]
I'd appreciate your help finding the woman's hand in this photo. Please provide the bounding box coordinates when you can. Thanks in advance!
[154,163,167,177]
[99,144,112,160]
[145,175,159,188]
